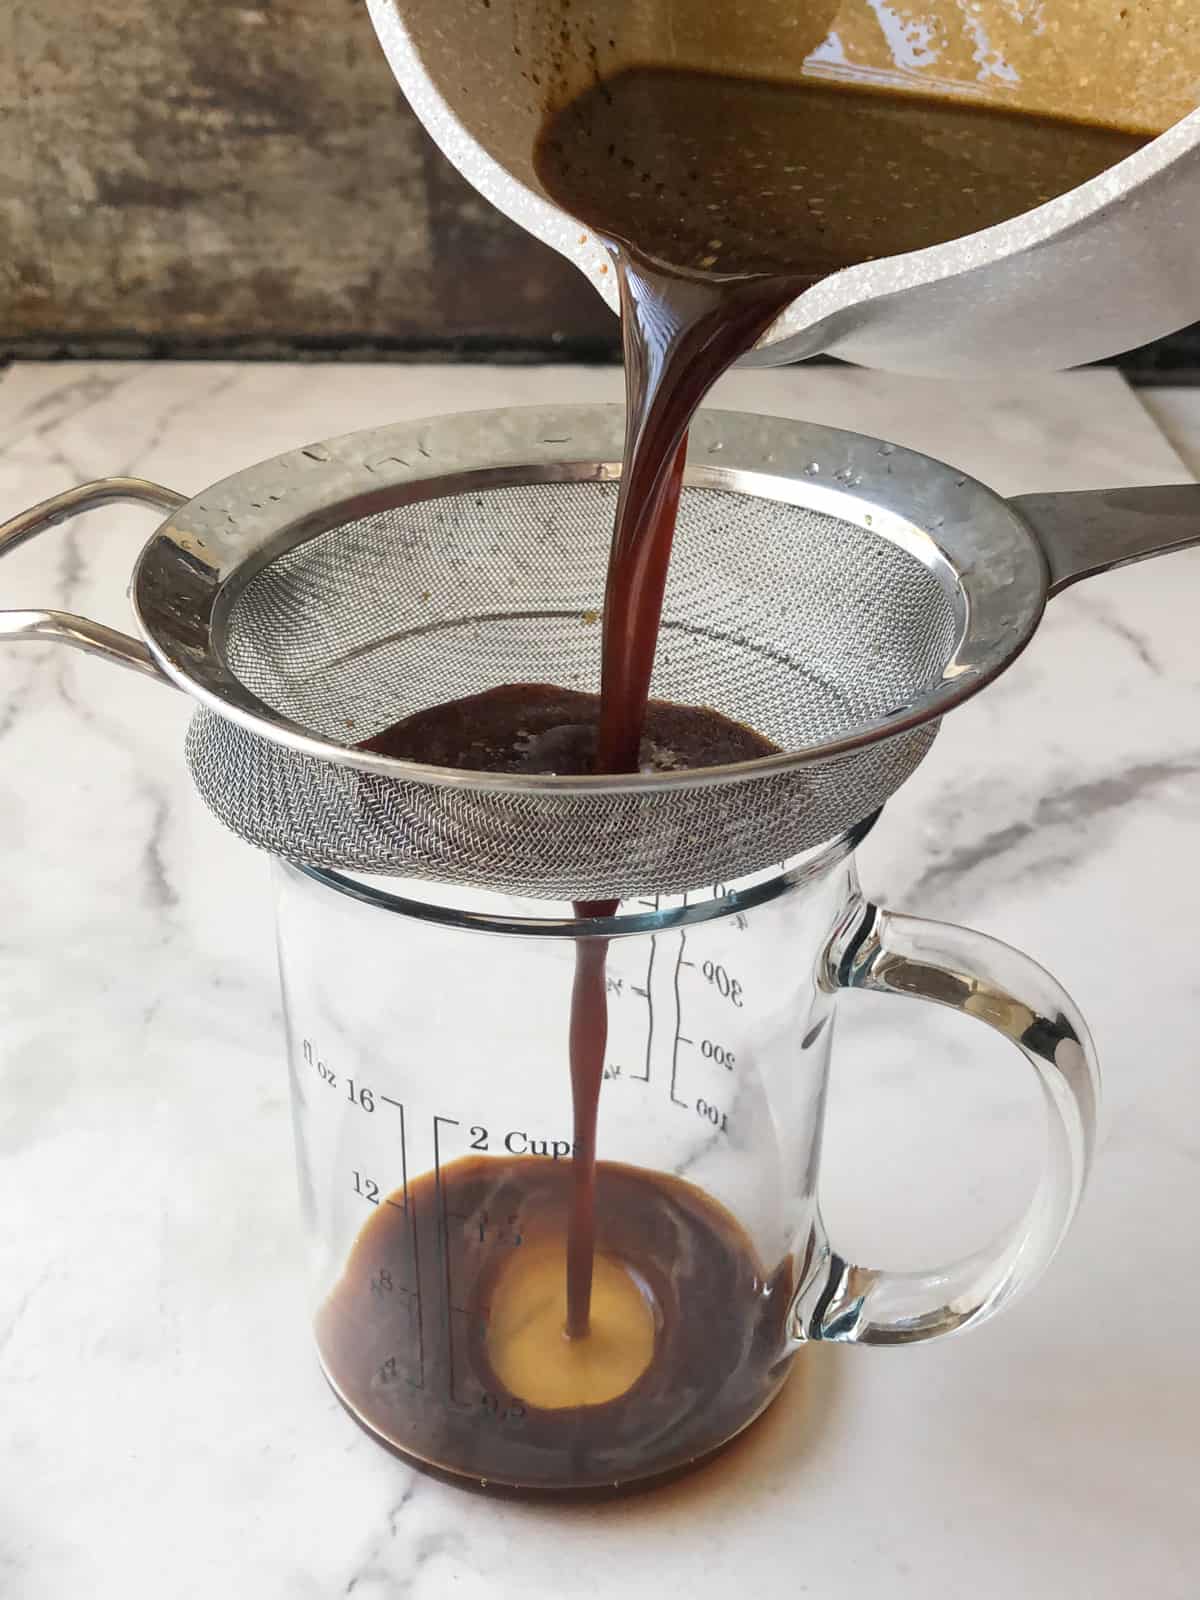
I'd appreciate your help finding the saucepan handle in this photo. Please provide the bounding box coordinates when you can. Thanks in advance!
[1011,483,1200,596]
[0,477,186,685]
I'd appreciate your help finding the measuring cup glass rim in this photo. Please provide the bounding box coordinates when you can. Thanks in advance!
[277,813,875,941]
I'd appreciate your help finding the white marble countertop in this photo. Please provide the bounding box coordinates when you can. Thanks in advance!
[2,363,1200,1598]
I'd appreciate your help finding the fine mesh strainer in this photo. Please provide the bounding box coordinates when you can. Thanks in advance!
[2,405,1197,898]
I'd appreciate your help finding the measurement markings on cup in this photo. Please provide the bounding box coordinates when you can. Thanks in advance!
[336,1075,426,1392]
[669,886,744,1135]
[631,894,660,1082]
[597,887,745,1134]
[670,894,692,1108]
[432,1114,476,1411]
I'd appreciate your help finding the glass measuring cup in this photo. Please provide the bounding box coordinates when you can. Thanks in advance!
[276,815,1096,1492]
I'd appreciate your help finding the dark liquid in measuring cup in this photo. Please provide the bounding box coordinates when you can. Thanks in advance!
[317,1156,792,1491]
[330,67,1144,1477]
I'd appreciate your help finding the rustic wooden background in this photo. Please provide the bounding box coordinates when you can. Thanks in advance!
[1,0,1195,371]
[0,0,614,357]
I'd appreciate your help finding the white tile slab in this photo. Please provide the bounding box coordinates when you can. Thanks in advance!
[1139,385,1200,478]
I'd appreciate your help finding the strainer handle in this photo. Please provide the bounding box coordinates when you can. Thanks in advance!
[1012,484,1200,595]
[0,477,186,684]
[797,900,1098,1345]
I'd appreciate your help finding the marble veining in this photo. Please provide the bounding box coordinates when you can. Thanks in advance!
[2,363,1199,1598]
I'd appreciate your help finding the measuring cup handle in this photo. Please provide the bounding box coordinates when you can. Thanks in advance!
[0,477,186,684]
[794,899,1099,1345]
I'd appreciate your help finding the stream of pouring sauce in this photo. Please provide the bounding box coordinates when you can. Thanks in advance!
[533,66,1144,1339]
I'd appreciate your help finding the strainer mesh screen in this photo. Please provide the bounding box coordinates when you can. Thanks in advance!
[186,479,958,896]
[224,482,955,744]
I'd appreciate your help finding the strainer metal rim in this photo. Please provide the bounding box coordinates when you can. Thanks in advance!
[130,404,1048,794]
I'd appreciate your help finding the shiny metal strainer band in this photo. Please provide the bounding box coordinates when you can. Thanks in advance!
[185,706,938,898]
